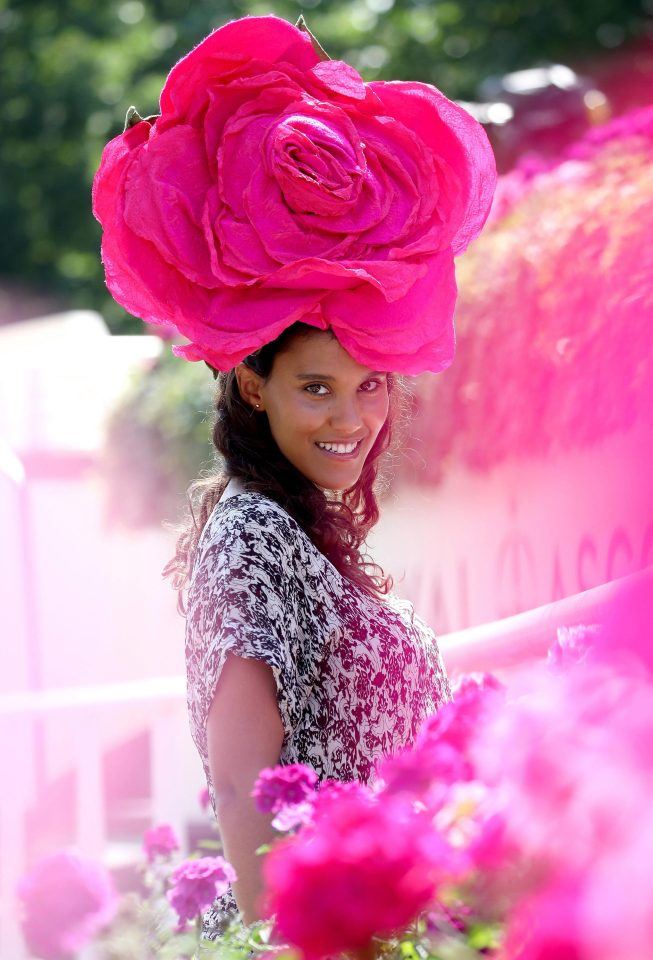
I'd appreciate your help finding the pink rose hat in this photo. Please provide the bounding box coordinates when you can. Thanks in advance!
[92,15,497,375]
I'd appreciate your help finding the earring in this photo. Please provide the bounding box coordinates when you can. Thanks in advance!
[254,402,260,409]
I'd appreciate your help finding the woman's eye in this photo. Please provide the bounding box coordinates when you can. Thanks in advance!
[360,378,384,392]
[305,383,329,396]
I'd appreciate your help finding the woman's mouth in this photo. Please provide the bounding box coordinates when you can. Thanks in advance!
[315,439,364,459]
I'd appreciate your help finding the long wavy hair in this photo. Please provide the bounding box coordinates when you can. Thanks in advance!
[163,322,405,613]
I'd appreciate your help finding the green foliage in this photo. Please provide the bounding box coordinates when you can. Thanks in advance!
[1,0,650,329]
[102,347,216,526]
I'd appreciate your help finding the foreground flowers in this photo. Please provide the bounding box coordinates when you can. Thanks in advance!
[22,621,653,960]
[250,625,653,960]
[17,851,117,960]
[167,856,237,929]
[262,784,463,959]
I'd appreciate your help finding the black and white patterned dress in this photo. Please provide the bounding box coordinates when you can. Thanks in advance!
[184,483,452,938]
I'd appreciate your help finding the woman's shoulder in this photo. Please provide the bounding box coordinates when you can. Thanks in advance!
[199,484,304,557]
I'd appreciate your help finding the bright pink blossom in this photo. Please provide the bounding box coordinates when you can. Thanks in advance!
[167,856,237,926]
[92,15,496,375]
[262,789,461,959]
[16,851,117,960]
[252,763,319,814]
[142,823,180,863]
[379,673,504,795]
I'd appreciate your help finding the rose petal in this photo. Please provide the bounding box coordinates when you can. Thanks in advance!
[160,16,319,118]
[217,80,303,218]
[244,166,358,262]
[174,304,329,370]
[369,81,497,254]
[308,60,367,101]
[123,125,218,287]
[324,250,457,373]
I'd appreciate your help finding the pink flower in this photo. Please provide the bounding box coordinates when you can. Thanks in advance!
[16,851,117,960]
[252,763,319,814]
[262,790,459,959]
[167,856,237,926]
[92,15,496,376]
[142,823,180,863]
[546,623,600,671]
[379,673,505,795]
[502,873,587,960]
[198,786,211,813]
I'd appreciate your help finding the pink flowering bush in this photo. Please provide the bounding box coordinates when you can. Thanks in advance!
[17,851,117,960]
[407,104,653,483]
[252,763,319,813]
[142,823,180,863]
[92,15,496,375]
[167,856,237,928]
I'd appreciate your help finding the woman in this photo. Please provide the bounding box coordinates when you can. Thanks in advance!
[91,11,496,941]
[167,321,453,933]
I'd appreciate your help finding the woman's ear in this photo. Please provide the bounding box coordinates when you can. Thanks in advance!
[235,363,265,411]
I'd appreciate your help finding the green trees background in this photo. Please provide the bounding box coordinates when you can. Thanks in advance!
[1,0,651,332]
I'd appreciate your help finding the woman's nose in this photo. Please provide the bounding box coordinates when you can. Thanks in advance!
[328,394,363,433]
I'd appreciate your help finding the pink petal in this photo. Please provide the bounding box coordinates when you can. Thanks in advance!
[218,81,303,219]
[244,166,358,262]
[368,80,497,254]
[123,125,218,287]
[308,60,367,101]
[173,287,326,370]
[160,16,319,118]
[323,250,457,374]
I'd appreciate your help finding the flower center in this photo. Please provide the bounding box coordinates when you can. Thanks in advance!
[269,113,365,216]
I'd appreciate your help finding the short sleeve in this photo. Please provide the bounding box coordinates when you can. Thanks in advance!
[184,496,313,764]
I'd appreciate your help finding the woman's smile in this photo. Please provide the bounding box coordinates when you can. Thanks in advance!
[315,437,366,459]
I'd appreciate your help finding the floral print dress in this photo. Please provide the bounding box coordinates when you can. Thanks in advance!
[184,483,452,938]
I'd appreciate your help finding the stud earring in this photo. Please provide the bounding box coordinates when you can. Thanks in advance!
[254,402,260,409]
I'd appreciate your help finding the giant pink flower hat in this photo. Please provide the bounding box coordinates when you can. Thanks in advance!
[92,16,497,374]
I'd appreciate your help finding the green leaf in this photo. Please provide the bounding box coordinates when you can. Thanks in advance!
[255,843,272,855]
[197,838,224,851]
[467,922,503,950]
[294,15,330,61]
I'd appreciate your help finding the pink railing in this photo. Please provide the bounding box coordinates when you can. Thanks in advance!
[439,564,653,675]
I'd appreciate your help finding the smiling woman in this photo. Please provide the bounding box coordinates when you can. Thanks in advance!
[162,320,453,934]
[94,11,495,942]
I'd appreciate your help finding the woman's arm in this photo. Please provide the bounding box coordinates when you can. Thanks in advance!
[206,652,285,925]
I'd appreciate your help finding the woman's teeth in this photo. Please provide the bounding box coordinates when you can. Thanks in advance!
[317,440,360,454]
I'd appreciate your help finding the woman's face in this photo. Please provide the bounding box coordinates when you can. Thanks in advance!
[239,331,390,491]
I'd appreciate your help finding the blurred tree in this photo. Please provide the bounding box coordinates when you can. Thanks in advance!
[0,0,650,330]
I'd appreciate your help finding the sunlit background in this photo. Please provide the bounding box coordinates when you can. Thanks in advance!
[1,0,652,956]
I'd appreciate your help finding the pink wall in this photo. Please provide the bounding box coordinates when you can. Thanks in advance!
[372,422,653,635]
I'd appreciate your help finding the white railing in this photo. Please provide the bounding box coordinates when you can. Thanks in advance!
[2,565,651,959]
[0,678,187,960]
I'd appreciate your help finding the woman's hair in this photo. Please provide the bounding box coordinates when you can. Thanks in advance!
[163,322,405,614]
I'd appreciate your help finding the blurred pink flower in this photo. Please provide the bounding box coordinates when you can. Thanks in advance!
[16,851,117,960]
[546,623,600,671]
[143,823,180,864]
[503,872,586,960]
[198,786,211,813]
[263,789,461,959]
[167,856,237,927]
[379,673,504,796]
[252,763,319,814]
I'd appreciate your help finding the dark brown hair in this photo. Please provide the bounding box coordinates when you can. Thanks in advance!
[163,322,404,613]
